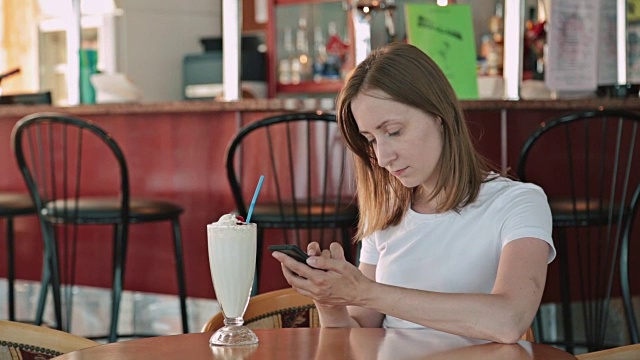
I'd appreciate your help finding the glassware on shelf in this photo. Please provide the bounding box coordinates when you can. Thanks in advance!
[295,17,312,82]
[325,21,348,80]
[279,27,294,84]
[313,26,327,82]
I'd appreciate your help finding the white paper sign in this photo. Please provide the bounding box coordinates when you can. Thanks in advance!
[598,0,617,85]
[545,0,599,91]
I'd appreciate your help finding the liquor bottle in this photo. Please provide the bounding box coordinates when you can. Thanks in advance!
[487,1,504,75]
[279,27,294,84]
[295,17,312,82]
[313,26,327,82]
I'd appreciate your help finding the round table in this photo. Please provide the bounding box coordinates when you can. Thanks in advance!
[53,328,576,359]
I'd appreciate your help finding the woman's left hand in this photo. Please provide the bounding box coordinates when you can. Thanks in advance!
[272,242,371,307]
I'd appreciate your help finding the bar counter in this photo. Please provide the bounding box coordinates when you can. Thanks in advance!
[0,97,639,300]
[1,97,640,118]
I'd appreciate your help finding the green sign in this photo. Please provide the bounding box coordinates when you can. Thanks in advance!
[405,4,479,100]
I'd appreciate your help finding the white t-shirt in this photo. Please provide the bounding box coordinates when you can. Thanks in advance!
[359,176,556,329]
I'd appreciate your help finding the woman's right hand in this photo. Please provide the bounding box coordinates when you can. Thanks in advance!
[277,242,369,307]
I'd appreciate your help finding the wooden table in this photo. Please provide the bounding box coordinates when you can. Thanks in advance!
[53,328,576,359]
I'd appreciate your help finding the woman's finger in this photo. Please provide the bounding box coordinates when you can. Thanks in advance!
[329,242,346,260]
[307,242,321,256]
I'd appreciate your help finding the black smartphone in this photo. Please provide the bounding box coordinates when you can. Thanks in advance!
[268,244,310,264]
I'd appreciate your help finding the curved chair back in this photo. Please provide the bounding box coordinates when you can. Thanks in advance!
[225,112,358,292]
[0,320,98,358]
[12,112,130,225]
[575,343,640,359]
[226,112,357,232]
[202,287,318,332]
[516,109,640,351]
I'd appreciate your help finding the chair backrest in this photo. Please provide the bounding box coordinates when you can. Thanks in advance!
[225,112,356,242]
[516,109,640,348]
[0,320,98,358]
[201,287,318,332]
[12,112,130,222]
[575,343,640,359]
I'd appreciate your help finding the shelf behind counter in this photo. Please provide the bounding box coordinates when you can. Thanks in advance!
[0,97,639,300]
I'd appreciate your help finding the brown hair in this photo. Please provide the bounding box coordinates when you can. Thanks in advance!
[336,43,491,240]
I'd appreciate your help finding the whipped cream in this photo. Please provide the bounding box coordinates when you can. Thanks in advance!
[210,213,245,227]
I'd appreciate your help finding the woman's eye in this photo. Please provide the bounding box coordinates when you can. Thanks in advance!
[367,138,376,145]
[388,130,400,137]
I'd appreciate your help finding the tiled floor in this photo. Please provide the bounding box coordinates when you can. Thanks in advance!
[1,277,639,354]
[0,278,219,340]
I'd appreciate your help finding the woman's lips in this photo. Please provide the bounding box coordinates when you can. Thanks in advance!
[392,167,407,177]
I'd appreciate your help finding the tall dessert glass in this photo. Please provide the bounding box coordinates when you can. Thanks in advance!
[207,214,259,346]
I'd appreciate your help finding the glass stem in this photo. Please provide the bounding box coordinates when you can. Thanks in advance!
[224,317,245,327]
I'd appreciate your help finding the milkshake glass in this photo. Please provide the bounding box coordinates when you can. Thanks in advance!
[207,214,258,346]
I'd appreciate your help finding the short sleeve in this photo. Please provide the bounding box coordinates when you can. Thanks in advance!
[497,183,556,263]
[357,232,380,265]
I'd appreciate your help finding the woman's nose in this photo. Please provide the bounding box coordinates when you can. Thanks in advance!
[375,141,395,168]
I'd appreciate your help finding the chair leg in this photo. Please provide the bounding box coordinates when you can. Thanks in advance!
[6,217,15,321]
[109,223,128,343]
[355,241,362,267]
[33,235,51,326]
[64,276,74,331]
[620,232,639,344]
[37,223,63,330]
[532,309,544,343]
[34,250,50,326]
[251,227,265,296]
[171,218,189,334]
[557,230,574,354]
[341,227,352,264]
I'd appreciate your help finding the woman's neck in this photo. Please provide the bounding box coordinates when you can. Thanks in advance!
[411,186,444,214]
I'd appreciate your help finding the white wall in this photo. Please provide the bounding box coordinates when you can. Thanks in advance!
[114,0,221,102]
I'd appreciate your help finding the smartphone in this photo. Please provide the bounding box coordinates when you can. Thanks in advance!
[268,244,310,264]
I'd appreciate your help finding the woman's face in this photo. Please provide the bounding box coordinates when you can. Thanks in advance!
[351,89,443,191]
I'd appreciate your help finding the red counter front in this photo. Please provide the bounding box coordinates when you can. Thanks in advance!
[0,98,638,303]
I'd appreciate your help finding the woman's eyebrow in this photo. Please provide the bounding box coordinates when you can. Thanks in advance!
[359,120,394,135]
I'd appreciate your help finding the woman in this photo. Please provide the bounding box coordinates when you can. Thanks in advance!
[271,43,555,344]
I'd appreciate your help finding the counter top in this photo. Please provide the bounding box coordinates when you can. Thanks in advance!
[0,97,639,118]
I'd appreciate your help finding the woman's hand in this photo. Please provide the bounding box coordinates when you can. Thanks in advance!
[271,242,372,307]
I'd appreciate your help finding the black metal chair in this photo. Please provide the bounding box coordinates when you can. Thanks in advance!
[11,113,189,342]
[1,193,36,321]
[517,109,640,353]
[225,112,358,294]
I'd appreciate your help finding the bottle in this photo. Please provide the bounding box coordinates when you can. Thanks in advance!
[324,22,348,80]
[295,17,312,82]
[279,27,294,84]
[489,1,504,44]
[312,26,327,82]
[487,1,504,75]
[478,35,493,76]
